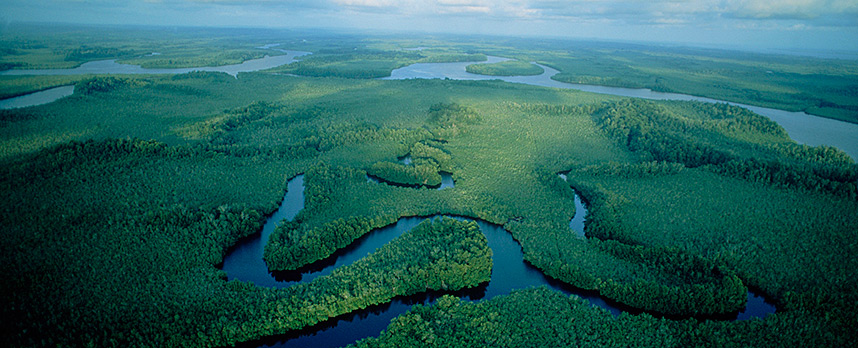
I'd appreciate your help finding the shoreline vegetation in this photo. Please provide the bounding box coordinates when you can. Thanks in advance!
[2,24,857,123]
[465,60,545,76]
[1,23,856,347]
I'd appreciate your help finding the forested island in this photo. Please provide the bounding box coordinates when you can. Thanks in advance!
[1,23,856,347]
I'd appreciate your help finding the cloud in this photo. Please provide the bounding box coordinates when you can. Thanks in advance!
[436,0,492,14]
[723,0,858,19]
[2,0,856,50]
[333,0,398,7]
[13,1,854,29]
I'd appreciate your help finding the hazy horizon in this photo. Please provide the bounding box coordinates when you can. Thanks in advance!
[2,1,858,53]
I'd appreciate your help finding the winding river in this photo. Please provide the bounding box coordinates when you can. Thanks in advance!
[1,48,855,161]
[0,49,309,110]
[0,46,788,346]
[384,56,857,160]
[221,174,774,348]
[0,50,310,78]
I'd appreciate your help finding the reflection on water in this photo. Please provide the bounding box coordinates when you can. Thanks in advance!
[221,175,305,288]
[363,156,455,190]
[0,45,311,108]
[385,57,857,159]
[0,85,74,110]
[1,50,310,77]
[223,172,775,348]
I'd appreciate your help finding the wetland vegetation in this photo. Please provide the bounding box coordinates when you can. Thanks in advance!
[1,23,856,347]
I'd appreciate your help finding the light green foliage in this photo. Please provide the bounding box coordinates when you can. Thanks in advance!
[1,24,857,347]
[367,161,443,188]
[267,47,486,79]
[238,217,492,344]
[466,60,544,76]
[269,48,423,78]
[592,99,857,198]
[0,75,89,99]
[538,45,858,123]
[0,23,283,70]
[0,138,491,347]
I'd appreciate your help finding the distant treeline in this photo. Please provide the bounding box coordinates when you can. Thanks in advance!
[594,99,857,199]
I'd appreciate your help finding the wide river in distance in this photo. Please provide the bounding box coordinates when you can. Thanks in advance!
[384,56,858,160]
[2,49,855,161]
[2,47,787,347]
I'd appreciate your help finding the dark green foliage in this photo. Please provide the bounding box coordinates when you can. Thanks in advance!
[139,50,268,69]
[0,75,88,99]
[169,70,233,81]
[595,240,747,315]
[0,139,280,347]
[0,137,492,347]
[594,99,858,198]
[566,167,858,319]
[0,108,40,125]
[2,26,857,348]
[0,62,22,70]
[537,43,858,123]
[353,287,850,347]
[709,157,858,199]
[364,141,453,187]
[272,49,423,78]
[75,76,131,95]
[352,288,683,348]
[428,102,480,126]
[266,215,398,271]
[269,48,487,78]
[419,53,486,63]
[466,60,544,76]
[240,218,492,343]
[426,102,481,139]
[574,161,686,178]
[367,161,443,188]
[186,101,284,138]
[64,45,130,61]
[523,238,748,316]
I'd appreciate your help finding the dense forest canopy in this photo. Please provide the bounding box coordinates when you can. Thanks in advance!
[1,24,856,347]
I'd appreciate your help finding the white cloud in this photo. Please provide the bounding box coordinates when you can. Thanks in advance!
[333,0,398,7]
[2,0,856,50]
[723,0,858,20]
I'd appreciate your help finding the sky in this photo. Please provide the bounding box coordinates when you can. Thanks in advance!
[2,0,858,52]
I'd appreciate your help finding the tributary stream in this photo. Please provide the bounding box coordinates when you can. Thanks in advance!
[1,46,784,347]
[221,175,774,348]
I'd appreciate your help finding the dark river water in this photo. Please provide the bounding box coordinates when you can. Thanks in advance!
[2,45,786,346]
[221,174,775,348]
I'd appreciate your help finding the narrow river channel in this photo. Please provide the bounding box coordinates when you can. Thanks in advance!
[2,45,788,346]
[221,174,775,348]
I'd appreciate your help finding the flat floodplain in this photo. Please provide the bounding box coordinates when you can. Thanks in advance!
[1,24,856,348]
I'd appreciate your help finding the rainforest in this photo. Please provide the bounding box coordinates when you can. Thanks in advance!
[1,23,857,348]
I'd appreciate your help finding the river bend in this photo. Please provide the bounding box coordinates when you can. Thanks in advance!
[222,174,774,347]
